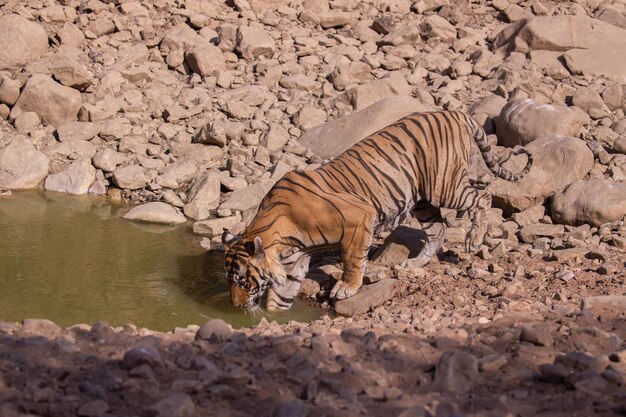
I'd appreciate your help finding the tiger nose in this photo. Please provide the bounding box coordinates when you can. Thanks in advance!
[230,284,247,308]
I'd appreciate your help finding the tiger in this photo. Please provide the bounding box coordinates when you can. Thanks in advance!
[222,110,533,311]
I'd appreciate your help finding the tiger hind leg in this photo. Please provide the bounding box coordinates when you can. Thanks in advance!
[464,191,491,254]
[405,201,446,268]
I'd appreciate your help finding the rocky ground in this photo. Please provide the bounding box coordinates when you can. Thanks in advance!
[1,0,626,415]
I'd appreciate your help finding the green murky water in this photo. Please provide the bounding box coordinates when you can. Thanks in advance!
[0,192,321,331]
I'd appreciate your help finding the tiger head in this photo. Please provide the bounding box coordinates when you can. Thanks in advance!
[222,230,285,310]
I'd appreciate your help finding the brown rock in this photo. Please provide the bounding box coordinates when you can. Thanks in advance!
[185,45,226,77]
[236,26,275,61]
[551,179,626,226]
[488,135,594,213]
[495,98,588,147]
[334,279,404,316]
[11,75,82,128]
[0,14,48,70]
[434,350,479,394]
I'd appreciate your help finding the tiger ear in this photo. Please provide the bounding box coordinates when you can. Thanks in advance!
[254,236,264,257]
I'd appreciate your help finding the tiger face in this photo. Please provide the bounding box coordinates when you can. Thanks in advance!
[223,234,276,309]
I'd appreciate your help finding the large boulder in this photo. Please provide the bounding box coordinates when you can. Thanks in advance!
[299,96,432,159]
[44,159,96,195]
[11,75,82,128]
[493,16,626,83]
[0,14,48,70]
[551,179,626,226]
[123,202,186,225]
[343,75,414,110]
[0,136,49,190]
[487,135,594,214]
[495,98,589,147]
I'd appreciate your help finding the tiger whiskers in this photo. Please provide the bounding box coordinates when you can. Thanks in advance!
[246,303,266,321]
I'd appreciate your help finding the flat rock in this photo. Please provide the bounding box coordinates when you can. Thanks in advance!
[11,75,82,128]
[434,350,479,394]
[123,202,186,225]
[193,214,242,237]
[551,179,626,226]
[219,180,274,213]
[0,14,48,70]
[92,148,126,172]
[493,15,626,83]
[343,75,414,111]
[156,159,199,189]
[334,279,404,316]
[519,223,564,243]
[583,296,626,313]
[44,159,96,195]
[56,122,100,142]
[0,136,49,190]
[300,96,431,159]
[495,98,588,147]
[487,135,594,213]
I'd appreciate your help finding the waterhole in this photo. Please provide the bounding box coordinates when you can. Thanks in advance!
[0,192,322,331]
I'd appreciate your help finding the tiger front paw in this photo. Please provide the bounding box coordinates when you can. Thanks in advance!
[330,280,360,300]
[464,226,484,254]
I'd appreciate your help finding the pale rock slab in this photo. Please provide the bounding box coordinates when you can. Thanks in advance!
[0,14,48,70]
[495,98,589,147]
[56,122,100,142]
[551,179,626,226]
[487,135,594,213]
[300,96,432,159]
[343,75,413,110]
[11,75,82,128]
[0,136,49,190]
[113,165,149,190]
[183,172,221,220]
[236,27,275,61]
[44,160,96,195]
[123,202,186,225]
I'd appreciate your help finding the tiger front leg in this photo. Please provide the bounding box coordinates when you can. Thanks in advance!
[331,214,375,300]
[465,192,492,253]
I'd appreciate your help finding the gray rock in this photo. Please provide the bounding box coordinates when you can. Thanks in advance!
[495,98,589,147]
[196,319,233,343]
[551,179,626,226]
[150,394,195,417]
[185,45,226,77]
[0,14,48,69]
[236,26,275,61]
[583,296,626,312]
[123,346,163,369]
[11,74,82,128]
[519,224,565,243]
[183,171,221,220]
[434,350,479,394]
[77,400,109,417]
[520,324,553,347]
[0,76,21,106]
[92,148,126,172]
[488,135,594,213]
[44,160,96,195]
[21,319,62,337]
[300,96,431,159]
[0,136,49,190]
[113,165,149,190]
[156,160,199,189]
[192,214,242,237]
[56,122,100,142]
[219,180,274,213]
[123,202,186,225]
[334,279,404,316]
[343,75,414,110]
[261,124,290,152]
